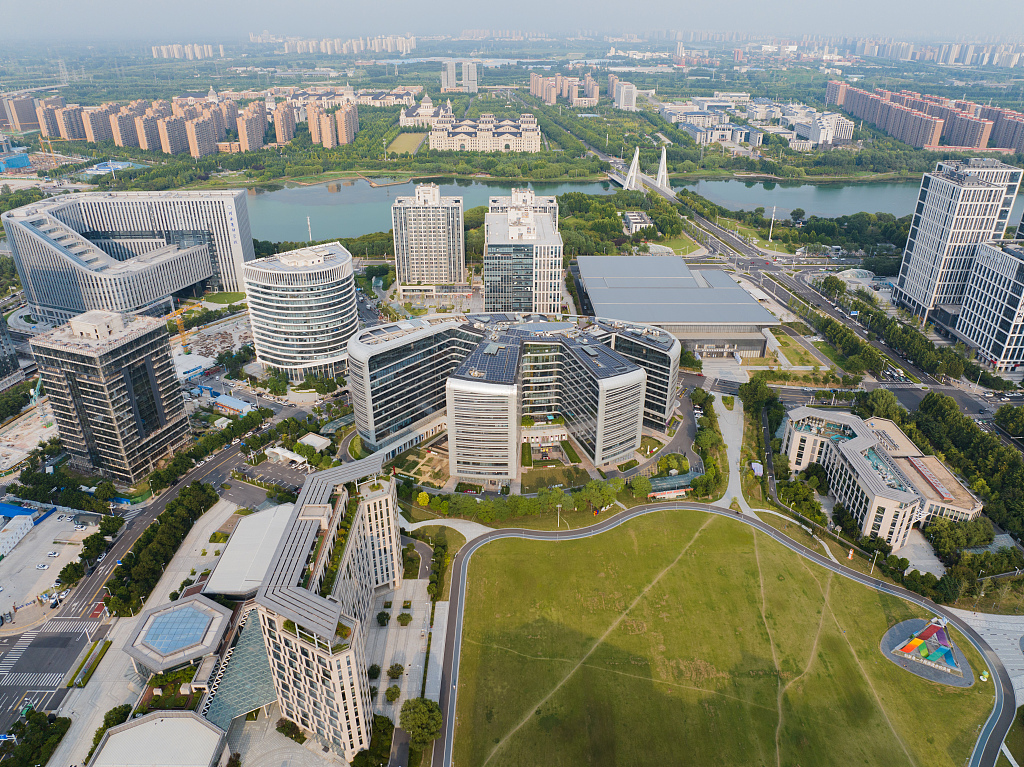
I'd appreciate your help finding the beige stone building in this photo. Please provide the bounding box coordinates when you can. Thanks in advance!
[429,113,541,152]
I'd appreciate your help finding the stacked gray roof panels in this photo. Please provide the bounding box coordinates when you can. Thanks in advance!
[576,256,778,326]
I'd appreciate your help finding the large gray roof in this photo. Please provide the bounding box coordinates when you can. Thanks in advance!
[576,256,778,326]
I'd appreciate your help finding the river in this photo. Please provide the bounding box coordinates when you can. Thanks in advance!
[243,178,616,242]
[243,176,1024,242]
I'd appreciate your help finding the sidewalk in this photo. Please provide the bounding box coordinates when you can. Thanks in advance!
[46,498,241,767]
[712,395,756,518]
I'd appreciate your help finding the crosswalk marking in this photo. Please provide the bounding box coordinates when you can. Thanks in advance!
[39,619,95,634]
[121,507,144,524]
[1,672,64,688]
[0,632,38,675]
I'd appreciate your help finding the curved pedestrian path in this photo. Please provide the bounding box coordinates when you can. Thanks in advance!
[432,501,1015,767]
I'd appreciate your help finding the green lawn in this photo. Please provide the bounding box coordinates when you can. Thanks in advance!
[774,333,819,368]
[455,510,993,767]
[811,341,848,371]
[638,435,663,456]
[205,291,246,304]
[521,465,591,494]
[387,132,428,154]
[658,234,700,255]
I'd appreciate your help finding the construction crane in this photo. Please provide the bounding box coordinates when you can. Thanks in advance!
[165,304,192,352]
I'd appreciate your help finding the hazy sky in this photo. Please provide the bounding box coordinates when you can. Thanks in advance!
[2,0,1020,41]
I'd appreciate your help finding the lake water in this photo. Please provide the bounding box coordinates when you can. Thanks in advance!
[243,176,1024,242]
[676,178,1024,224]
[243,178,616,242]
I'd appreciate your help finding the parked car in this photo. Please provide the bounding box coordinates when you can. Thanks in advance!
[56,515,64,521]
[36,564,48,570]
[75,525,87,531]
[47,551,58,557]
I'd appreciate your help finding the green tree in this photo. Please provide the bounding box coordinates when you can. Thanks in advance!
[387,663,404,679]
[385,685,401,703]
[631,475,652,498]
[368,664,381,680]
[416,491,430,507]
[399,698,443,750]
[59,561,85,586]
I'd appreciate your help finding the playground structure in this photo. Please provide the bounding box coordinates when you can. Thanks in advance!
[891,617,963,677]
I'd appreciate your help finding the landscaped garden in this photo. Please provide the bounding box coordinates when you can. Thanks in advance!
[454,510,993,767]
[520,465,591,494]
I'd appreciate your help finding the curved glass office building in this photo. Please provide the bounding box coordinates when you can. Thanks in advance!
[347,314,680,479]
[244,242,359,382]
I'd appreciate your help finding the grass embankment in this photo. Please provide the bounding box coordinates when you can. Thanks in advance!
[454,510,993,767]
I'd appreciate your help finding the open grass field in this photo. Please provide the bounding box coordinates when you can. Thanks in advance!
[454,510,993,767]
[388,132,428,154]
[657,233,700,255]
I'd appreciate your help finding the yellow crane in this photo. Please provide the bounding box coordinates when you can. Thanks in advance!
[165,304,192,352]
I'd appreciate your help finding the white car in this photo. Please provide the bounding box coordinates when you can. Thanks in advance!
[36,563,48,570]
[59,589,70,599]
[75,525,87,531]
[47,551,58,557]
[56,515,64,521]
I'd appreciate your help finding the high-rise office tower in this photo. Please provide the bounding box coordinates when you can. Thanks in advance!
[0,317,21,385]
[243,242,359,383]
[441,60,457,91]
[391,184,465,294]
[2,190,254,321]
[956,241,1024,371]
[257,475,402,761]
[484,206,563,314]
[30,311,190,484]
[614,82,637,111]
[463,62,479,93]
[892,159,1021,326]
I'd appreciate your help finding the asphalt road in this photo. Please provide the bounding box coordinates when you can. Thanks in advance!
[433,502,1013,767]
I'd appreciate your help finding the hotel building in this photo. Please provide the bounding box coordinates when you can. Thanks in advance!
[391,184,465,299]
[782,407,982,550]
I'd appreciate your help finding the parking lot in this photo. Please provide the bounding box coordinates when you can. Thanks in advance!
[241,460,313,494]
[0,513,88,614]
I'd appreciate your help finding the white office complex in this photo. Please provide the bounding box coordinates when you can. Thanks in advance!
[428,113,541,152]
[955,241,1024,370]
[257,467,400,760]
[782,408,982,551]
[484,206,563,314]
[347,314,679,478]
[243,243,359,383]
[892,159,1022,325]
[488,188,559,227]
[391,184,465,299]
[1,190,254,324]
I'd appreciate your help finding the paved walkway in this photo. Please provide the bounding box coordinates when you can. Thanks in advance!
[405,519,493,542]
[901,528,947,578]
[47,499,242,767]
[227,703,339,767]
[712,394,757,518]
[365,580,432,716]
[947,607,1024,702]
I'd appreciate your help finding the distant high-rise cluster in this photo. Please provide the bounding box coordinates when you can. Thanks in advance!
[607,74,637,111]
[529,71,599,107]
[827,81,1024,152]
[36,90,239,159]
[251,33,415,55]
[152,43,223,60]
[440,60,480,93]
[306,103,359,148]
